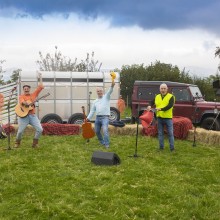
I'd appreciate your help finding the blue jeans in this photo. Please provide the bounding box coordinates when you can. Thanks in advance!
[157,118,174,150]
[95,116,110,146]
[16,114,43,140]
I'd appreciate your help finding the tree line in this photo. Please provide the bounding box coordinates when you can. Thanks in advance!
[120,61,220,104]
[1,46,220,103]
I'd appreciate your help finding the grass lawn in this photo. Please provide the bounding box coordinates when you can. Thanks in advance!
[0,133,220,219]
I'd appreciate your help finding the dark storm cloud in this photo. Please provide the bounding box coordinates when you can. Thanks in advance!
[1,0,220,34]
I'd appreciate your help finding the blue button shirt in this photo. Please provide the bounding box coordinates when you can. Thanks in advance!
[87,87,113,120]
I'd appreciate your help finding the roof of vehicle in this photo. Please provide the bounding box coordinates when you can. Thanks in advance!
[134,81,197,87]
[19,71,120,82]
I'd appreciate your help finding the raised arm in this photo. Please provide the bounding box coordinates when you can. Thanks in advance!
[38,72,44,88]
[111,80,115,88]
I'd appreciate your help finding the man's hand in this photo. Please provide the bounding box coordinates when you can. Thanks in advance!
[155,108,161,111]
[146,106,151,111]
[38,72,44,88]
[111,81,115,87]
[22,101,29,107]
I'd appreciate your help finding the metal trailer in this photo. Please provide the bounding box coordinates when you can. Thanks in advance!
[18,71,120,124]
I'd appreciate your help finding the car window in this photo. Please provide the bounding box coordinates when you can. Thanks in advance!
[189,86,203,99]
[172,88,190,101]
[138,87,159,100]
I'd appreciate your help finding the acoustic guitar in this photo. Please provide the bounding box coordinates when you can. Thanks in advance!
[81,106,95,139]
[15,92,50,118]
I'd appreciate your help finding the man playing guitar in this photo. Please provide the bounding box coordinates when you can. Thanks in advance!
[15,72,44,148]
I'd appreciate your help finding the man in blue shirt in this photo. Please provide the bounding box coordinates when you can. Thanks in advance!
[87,81,115,148]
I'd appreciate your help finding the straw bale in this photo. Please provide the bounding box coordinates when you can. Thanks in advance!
[12,124,35,135]
[186,127,220,147]
[11,124,220,146]
[109,124,142,136]
[11,124,141,136]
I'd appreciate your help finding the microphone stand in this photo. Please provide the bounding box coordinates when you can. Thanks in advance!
[129,92,142,158]
[5,88,16,150]
[88,91,92,113]
[86,91,92,144]
[192,122,197,147]
[208,110,220,130]
[192,97,198,147]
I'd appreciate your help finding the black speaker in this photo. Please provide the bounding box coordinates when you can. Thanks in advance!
[213,80,220,89]
[91,151,121,165]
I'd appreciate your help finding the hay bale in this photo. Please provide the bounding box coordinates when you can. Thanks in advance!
[11,123,220,146]
[109,124,142,136]
[79,124,140,136]
[11,124,35,135]
[186,127,220,147]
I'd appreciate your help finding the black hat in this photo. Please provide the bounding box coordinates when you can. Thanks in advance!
[23,85,31,89]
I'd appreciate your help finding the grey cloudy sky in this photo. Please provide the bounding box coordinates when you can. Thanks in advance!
[0,0,220,76]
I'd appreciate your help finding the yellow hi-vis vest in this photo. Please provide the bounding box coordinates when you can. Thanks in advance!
[155,93,174,118]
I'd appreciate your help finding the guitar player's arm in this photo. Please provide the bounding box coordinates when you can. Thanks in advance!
[31,72,45,98]
[38,72,44,88]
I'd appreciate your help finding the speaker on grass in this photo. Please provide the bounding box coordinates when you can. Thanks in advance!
[91,151,121,165]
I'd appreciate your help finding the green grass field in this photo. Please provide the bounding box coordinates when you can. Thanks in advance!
[0,134,220,220]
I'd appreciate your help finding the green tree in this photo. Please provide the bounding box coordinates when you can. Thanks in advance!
[215,46,220,71]
[120,61,187,105]
[215,46,220,57]
[146,61,180,81]
[36,46,101,72]
[178,68,193,83]
[120,64,147,105]
[120,61,219,104]
[0,60,20,85]
[206,73,220,101]
[7,69,21,84]
[192,76,211,100]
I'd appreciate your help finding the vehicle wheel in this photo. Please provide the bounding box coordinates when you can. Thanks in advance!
[201,117,220,131]
[110,107,120,122]
[41,114,63,124]
[68,113,84,124]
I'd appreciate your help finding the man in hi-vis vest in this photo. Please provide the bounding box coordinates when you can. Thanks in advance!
[147,83,175,152]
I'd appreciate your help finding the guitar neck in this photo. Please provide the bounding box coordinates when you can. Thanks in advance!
[28,93,50,106]
[81,106,87,120]
[28,98,39,107]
